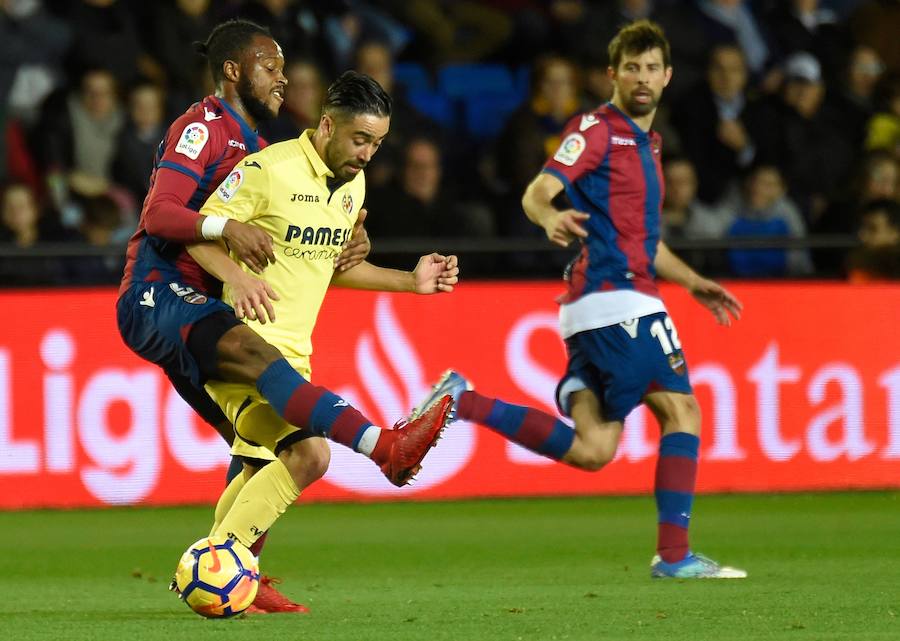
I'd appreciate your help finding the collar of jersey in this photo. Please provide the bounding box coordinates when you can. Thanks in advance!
[299,129,334,178]
[606,102,650,140]
[212,97,261,153]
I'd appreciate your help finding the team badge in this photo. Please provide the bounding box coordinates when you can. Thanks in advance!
[169,283,208,305]
[668,352,686,375]
[175,122,209,160]
[553,133,586,166]
[341,192,353,215]
[216,169,243,202]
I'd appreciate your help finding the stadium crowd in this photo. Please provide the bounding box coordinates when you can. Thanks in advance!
[1,0,899,285]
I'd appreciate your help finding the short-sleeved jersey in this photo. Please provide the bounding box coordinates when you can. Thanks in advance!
[199,130,365,360]
[542,103,668,338]
[119,96,265,296]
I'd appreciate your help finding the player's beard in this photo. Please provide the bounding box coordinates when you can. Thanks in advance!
[623,88,660,117]
[324,140,365,182]
[237,75,277,124]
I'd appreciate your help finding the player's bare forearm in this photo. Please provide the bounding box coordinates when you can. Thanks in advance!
[522,173,589,247]
[654,241,700,290]
[331,260,416,292]
[522,172,564,228]
[186,242,244,285]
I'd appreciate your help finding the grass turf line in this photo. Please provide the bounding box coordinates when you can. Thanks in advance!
[0,493,897,641]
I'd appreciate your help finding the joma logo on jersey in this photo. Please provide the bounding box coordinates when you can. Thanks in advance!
[284,225,351,246]
[290,193,320,202]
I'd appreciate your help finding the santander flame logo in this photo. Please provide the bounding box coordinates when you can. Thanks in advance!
[323,295,476,495]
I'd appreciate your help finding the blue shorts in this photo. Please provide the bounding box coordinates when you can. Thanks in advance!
[555,311,692,422]
[117,280,234,390]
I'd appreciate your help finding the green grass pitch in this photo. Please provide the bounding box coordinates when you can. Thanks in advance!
[0,493,898,641]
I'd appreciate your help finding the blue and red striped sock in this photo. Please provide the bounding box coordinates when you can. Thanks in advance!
[256,359,376,454]
[456,391,574,460]
[655,431,699,563]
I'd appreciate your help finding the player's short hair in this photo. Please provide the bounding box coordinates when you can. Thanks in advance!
[862,199,900,230]
[608,19,671,70]
[322,71,392,120]
[194,19,272,85]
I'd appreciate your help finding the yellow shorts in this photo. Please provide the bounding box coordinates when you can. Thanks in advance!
[205,357,312,462]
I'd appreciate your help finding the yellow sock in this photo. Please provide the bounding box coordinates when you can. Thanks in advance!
[214,458,300,548]
[209,472,247,537]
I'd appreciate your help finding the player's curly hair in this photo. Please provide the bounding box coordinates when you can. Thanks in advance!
[322,71,392,119]
[608,19,671,70]
[194,19,272,85]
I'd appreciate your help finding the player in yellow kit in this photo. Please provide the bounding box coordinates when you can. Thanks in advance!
[186,71,458,559]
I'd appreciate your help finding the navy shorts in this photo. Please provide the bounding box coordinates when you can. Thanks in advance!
[117,280,234,390]
[555,311,693,422]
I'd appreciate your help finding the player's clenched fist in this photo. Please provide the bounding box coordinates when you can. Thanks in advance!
[413,253,459,294]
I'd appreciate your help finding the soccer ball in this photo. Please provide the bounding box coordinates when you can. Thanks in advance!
[173,536,259,618]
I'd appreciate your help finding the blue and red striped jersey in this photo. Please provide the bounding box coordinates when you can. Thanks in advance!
[542,103,667,338]
[119,96,266,296]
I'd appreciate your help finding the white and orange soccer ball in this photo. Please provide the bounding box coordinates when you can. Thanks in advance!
[173,536,259,618]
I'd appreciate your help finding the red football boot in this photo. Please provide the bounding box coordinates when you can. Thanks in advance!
[379,395,453,487]
[250,575,310,614]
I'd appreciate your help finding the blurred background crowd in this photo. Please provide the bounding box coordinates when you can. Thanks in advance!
[1,0,899,286]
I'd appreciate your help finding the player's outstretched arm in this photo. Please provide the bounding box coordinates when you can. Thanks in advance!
[334,207,372,272]
[186,242,280,324]
[654,241,743,326]
[331,253,459,294]
[522,172,589,247]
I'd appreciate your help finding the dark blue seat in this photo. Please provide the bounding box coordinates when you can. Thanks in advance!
[438,64,515,98]
[464,94,524,138]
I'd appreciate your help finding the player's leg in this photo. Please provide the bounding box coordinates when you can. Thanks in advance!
[188,313,453,486]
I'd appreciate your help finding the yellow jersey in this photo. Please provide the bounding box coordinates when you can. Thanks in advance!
[199,129,365,360]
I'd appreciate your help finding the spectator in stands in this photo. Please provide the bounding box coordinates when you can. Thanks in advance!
[813,150,899,275]
[661,156,729,274]
[849,0,900,74]
[494,54,580,236]
[846,199,900,281]
[258,59,325,144]
[113,82,166,205]
[764,0,849,86]
[725,164,813,277]
[0,1,71,185]
[865,73,900,155]
[695,0,773,79]
[752,51,855,220]
[367,136,493,241]
[65,193,125,284]
[0,182,66,285]
[150,0,216,112]
[56,0,158,87]
[673,44,762,206]
[36,68,124,222]
[829,45,885,147]
[354,39,447,188]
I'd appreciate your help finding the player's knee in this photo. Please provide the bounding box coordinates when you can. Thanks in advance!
[217,326,283,378]
[280,438,330,489]
[566,440,616,471]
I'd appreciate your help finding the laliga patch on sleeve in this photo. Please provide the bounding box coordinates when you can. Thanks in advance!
[553,133,586,166]
[216,168,243,202]
[174,122,209,160]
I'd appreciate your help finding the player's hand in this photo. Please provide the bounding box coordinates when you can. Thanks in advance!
[544,209,590,247]
[335,207,371,272]
[222,219,276,274]
[413,253,459,294]
[689,277,742,327]
[228,271,280,324]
